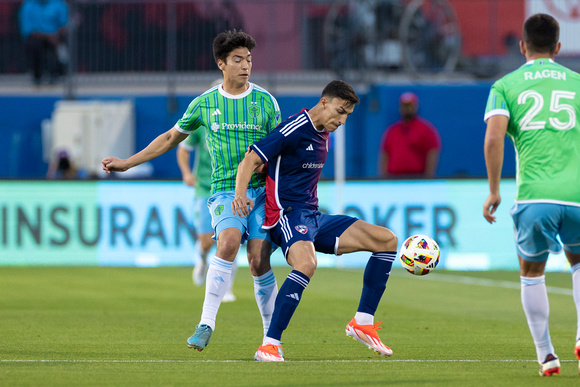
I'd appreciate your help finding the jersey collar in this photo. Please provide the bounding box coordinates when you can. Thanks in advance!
[218,82,254,99]
[525,58,555,65]
[304,110,326,133]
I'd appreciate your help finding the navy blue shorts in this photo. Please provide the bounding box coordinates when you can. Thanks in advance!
[270,209,358,257]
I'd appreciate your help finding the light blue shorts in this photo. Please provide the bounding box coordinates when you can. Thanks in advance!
[194,196,213,236]
[207,187,270,244]
[511,202,580,262]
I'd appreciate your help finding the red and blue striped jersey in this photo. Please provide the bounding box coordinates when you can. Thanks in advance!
[250,110,329,229]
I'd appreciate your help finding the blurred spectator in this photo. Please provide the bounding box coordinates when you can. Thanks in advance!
[47,149,77,179]
[18,0,69,85]
[378,92,441,178]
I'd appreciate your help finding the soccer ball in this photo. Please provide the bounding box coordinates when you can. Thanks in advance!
[399,235,440,276]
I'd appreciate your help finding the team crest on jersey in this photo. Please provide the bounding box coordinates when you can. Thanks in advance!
[249,102,261,118]
[214,205,224,216]
[295,225,308,234]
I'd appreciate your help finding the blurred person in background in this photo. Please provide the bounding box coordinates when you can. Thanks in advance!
[483,13,580,377]
[46,149,77,180]
[378,92,441,178]
[18,0,68,86]
[102,30,281,353]
[177,83,237,301]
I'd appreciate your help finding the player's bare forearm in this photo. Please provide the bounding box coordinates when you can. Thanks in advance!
[176,146,196,186]
[102,127,188,173]
[483,115,508,223]
[233,150,264,217]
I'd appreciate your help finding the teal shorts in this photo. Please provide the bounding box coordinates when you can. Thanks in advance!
[510,202,580,262]
[193,196,213,236]
[208,187,270,244]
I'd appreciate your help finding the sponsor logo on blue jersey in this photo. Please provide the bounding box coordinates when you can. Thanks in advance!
[302,162,324,169]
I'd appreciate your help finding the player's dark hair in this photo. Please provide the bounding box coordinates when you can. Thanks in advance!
[321,80,360,106]
[213,29,256,64]
[523,14,559,54]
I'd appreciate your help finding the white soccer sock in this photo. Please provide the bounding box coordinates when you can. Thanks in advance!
[253,269,278,335]
[227,259,238,295]
[263,336,282,346]
[521,275,554,363]
[354,312,374,326]
[199,256,233,331]
[571,263,580,341]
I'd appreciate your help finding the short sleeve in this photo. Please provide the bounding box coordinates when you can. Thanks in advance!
[264,95,282,135]
[175,98,203,134]
[251,128,288,163]
[484,81,510,123]
[422,121,441,152]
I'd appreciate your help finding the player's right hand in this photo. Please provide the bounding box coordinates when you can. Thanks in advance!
[101,157,128,174]
[232,195,253,217]
[182,174,196,187]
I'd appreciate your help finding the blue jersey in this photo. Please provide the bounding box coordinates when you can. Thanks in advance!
[250,110,329,228]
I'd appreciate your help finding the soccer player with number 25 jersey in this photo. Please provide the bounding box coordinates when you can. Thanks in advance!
[233,80,399,362]
[483,14,580,377]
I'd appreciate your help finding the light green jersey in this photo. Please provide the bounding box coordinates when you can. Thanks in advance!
[179,129,212,198]
[176,83,281,194]
[484,59,580,205]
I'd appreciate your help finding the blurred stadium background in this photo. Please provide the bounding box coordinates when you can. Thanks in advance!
[1,0,579,271]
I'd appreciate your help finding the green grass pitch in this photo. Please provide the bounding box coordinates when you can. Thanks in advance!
[1,266,578,386]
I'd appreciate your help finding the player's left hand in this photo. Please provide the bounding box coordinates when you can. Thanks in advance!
[483,193,501,224]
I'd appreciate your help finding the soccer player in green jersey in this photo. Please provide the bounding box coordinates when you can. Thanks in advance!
[483,14,580,377]
[177,124,236,302]
[102,30,281,351]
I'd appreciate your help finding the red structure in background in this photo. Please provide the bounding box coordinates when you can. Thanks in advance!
[450,0,525,57]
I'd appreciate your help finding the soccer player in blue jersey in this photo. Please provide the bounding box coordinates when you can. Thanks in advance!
[102,30,280,351]
[233,80,399,362]
[483,14,580,376]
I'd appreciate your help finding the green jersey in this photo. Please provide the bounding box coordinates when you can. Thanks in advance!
[176,83,281,194]
[484,59,580,205]
[179,129,212,198]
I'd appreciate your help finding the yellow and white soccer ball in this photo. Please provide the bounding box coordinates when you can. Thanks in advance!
[399,234,440,276]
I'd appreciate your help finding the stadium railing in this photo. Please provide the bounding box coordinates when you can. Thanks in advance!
[2,0,579,98]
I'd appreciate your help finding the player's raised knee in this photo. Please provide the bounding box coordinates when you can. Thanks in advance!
[379,227,398,252]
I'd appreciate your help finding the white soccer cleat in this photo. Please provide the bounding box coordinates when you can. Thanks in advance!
[192,260,208,286]
[346,318,393,356]
[538,354,560,377]
[254,343,284,362]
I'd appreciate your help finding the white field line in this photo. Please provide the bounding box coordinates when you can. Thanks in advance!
[1,359,577,364]
[402,272,574,296]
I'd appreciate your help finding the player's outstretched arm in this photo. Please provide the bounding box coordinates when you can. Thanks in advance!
[232,149,264,217]
[102,126,189,174]
[483,115,508,224]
